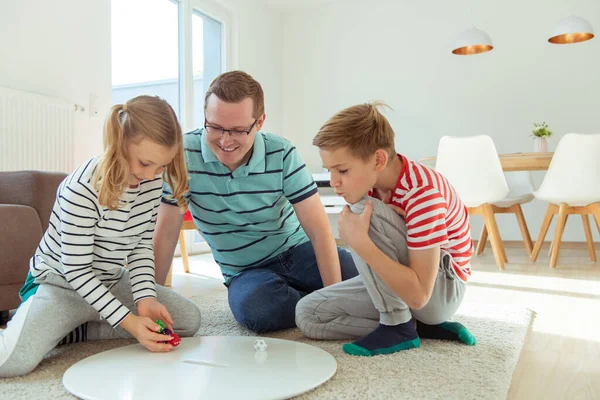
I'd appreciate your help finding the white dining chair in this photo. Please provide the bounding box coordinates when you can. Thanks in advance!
[530,133,600,268]
[435,135,509,269]
[476,171,536,256]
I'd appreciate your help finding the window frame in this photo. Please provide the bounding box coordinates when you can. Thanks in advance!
[180,0,235,254]
[178,0,235,132]
[111,0,234,256]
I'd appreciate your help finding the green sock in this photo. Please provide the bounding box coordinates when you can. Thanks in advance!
[440,321,476,345]
[341,322,421,357]
[417,320,476,345]
[342,338,421,357]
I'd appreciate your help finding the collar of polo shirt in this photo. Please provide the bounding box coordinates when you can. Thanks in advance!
[200,128,267,176]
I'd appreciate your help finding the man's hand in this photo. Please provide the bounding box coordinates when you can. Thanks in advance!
[120,314,174,352]
[338,200,374,250]
[137,298,174,331]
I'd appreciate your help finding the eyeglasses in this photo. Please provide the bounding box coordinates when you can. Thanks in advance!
[204,119,258,138]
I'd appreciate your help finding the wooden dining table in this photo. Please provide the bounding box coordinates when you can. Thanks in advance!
[313,152,554,188]
[419,152,554,171]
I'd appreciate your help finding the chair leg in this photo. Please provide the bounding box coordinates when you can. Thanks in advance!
[514,204,534,256]
[179,231,190,273]
[591,203,600,236]
[582,214,597,263]
[482,204,506,270]
[165,264,173,287]
[549,203,569,269]
[476,225,488,255]
[531,204,556,262]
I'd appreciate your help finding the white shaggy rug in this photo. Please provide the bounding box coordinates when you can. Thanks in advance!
[0,287,532,399]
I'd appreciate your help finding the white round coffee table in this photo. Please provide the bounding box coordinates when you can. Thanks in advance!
[63,336,337,400]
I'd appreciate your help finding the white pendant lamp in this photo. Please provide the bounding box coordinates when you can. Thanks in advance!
[548,16,594,44]
[452,27,494,55]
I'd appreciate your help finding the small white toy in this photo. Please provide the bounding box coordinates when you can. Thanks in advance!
[254,350,268,364]
[254,338,268,352]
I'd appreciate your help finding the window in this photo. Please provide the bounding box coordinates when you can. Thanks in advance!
[111,0,180,116]
[111,0,230,254]
[192,10,222,128]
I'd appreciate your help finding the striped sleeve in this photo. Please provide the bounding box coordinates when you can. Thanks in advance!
[281,145,317,204]
[58,183,131,327]
[127,204,158,303]
[403,186,450,251]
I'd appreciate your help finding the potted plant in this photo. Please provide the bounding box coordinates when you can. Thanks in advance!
[532,122,552,152]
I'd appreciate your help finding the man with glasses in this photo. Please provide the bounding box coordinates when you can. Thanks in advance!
[154,70,358,333]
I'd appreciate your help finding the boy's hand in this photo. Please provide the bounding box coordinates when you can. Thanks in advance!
[338,200,373,249]
[120,314,174,352]
[373,188,393,204]
[372,188,392,203]
[373,189,406,217]
[386,203,406,217]
[137,298,174,331]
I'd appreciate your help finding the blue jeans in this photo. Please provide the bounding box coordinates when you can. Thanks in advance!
[227,241,358,333]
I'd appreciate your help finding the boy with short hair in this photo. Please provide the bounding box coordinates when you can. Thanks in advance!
[295,101,476,356]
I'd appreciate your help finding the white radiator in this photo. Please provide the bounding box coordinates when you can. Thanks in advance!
[0,86,76,173]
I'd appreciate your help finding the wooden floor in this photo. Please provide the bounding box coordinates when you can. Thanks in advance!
[167,243,600,400]
[464,245,600,400]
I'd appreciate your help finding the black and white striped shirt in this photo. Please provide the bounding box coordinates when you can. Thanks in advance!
[30,156,162,327]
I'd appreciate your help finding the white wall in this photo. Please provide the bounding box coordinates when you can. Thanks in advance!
[281,0,600,242]
[2,0,596,243]
[220,0,284,134]
[0,0,284,165]
[0,0,111,167]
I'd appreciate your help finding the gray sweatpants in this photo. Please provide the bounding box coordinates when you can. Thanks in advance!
[0,270,201,378]
[296,197,466,340]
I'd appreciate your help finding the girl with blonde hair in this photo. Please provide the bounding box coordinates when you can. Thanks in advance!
[0,95,201,378]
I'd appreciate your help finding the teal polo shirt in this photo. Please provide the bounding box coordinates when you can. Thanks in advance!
[162,129,318,284]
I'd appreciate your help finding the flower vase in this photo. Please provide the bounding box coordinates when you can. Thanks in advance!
[533,137,548,152]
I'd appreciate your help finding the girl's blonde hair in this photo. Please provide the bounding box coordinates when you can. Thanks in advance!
[93,95,189,210]
[313,101,396,162]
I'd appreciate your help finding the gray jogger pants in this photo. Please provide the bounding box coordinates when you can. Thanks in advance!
[0,271,201,378]
[296,196,466,339]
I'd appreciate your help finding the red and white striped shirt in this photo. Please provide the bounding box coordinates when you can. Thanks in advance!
[390,154,473,282]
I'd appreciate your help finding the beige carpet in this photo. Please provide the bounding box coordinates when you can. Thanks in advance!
[1,287,532,399]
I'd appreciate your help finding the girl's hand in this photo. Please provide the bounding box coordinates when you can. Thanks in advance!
[120,314,173,352]
[137,298,174,330]
[338,200,373,249]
